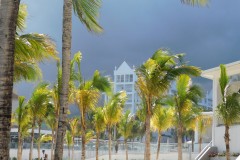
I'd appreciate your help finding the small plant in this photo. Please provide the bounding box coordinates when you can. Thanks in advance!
[208,152,218,157]
[232,152,240,157]
[12,157,17,160]
[218,152,226,157]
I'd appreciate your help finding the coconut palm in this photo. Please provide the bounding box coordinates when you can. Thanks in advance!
[103,91,127,160]
[197,114,212,152]
[93,107,106,160]
[75,71,111,160]
[216,64,240,160]
[68,117,80,160]
[118,110,134,160]
[151,106,174,160]
[27,83,51,160]
[12,96,31,160]
[36,134,52,158]
[169,75,203,160]
[14,4,57,82]
[135,49,201,160]
[55,0,103,157]
[45,108,57,160]
[65,130,73,160]
[181,0,209,6]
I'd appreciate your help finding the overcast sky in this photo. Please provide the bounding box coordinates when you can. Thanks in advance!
[15,0,240,98]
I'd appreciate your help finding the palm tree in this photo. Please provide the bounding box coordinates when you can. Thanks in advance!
[181,0,209,6]
[151,106,174,160]
[103,91,127,160]
[93,107,106,160]
[68,117,80,160]
[118,110,134,160]
[45,108,57,160]
[197,114,212,152]
[75,71,111,160]
[216,65,240,160]
[169,75,203,160]
[14,5,58,82]
[55,0,103,158]
[0,1,20,158]
[65,130,73,160]
[12,96,30,160]
[135,49,201,160]
[28,83,51,160]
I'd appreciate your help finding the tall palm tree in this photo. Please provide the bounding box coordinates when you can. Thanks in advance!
[55,0,103,158]
[118,110,134,160]
[216,65,240,160]
[151,106,174,160]
[135,49,201,160]
[45,107,57,160]
[68,117,80,160]
[75,71,111,160]
[12,96,30,160]
[103,91,127,160]
[0,1,20,158]
[197,114,212,152]
[169,75,203,160]
[93,107,106,160]
[27,83,51,160]
[65,130,73,160]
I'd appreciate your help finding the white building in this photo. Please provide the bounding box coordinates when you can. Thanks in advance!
[113,61,140,113]
[202,61,240,153]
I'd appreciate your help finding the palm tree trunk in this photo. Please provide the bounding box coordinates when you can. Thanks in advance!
[29,121,35,160]
[71,137,74,160]
[108,127,112,160]
[54,0,72,159]
[38,125,41,160]
[177,125,183,160]
[125,139,128,160]
[156,132,162,160]
[51,130,54,160]
[145,112,151,160]
[0,0,20,159]
[96,132,100,160]
[17,129,22,160]
[225,125,230,160]
[68,146,70,160]
[81,112,86,160]
[199,136,202,153]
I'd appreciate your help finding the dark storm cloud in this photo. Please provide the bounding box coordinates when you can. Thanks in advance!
[15,0,240,97]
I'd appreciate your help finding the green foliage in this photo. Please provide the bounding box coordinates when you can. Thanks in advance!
[216,65,240,126]
[93,107,106,134]
[14,4,58,82]
[151,106,173,133]
[65,130,73,147]
[103,91,127,128]
[118,110,134,140]
[72,0,103,33]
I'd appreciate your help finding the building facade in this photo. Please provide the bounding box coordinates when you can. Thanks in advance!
[202,61,240,152]
[113,61,140,113]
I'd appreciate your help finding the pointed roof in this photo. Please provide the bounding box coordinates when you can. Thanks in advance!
[114,61,134,74]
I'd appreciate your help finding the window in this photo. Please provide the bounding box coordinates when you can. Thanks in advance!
[127,94,132,102]
[116,84,124,92]
[121,75,124,82]
[125,74,133,82]
[125,84,132,92]
[116,75,121,82]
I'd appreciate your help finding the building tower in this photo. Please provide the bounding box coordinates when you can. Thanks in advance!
[113,61,140,113]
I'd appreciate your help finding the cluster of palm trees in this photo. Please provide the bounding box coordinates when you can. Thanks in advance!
[0,0,211,159]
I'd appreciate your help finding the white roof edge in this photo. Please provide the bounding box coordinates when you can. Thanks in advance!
[201,60,240,79]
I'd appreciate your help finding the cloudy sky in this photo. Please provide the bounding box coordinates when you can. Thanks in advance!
[15,0,240,98]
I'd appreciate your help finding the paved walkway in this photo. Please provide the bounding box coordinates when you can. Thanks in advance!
[10,149,198,160]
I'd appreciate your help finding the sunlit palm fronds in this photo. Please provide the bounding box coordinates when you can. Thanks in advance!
[72,0,103,33]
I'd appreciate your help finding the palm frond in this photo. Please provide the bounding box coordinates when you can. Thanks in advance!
[181,0,209,6]
[72,0,103,33]
[17,4,27,32]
